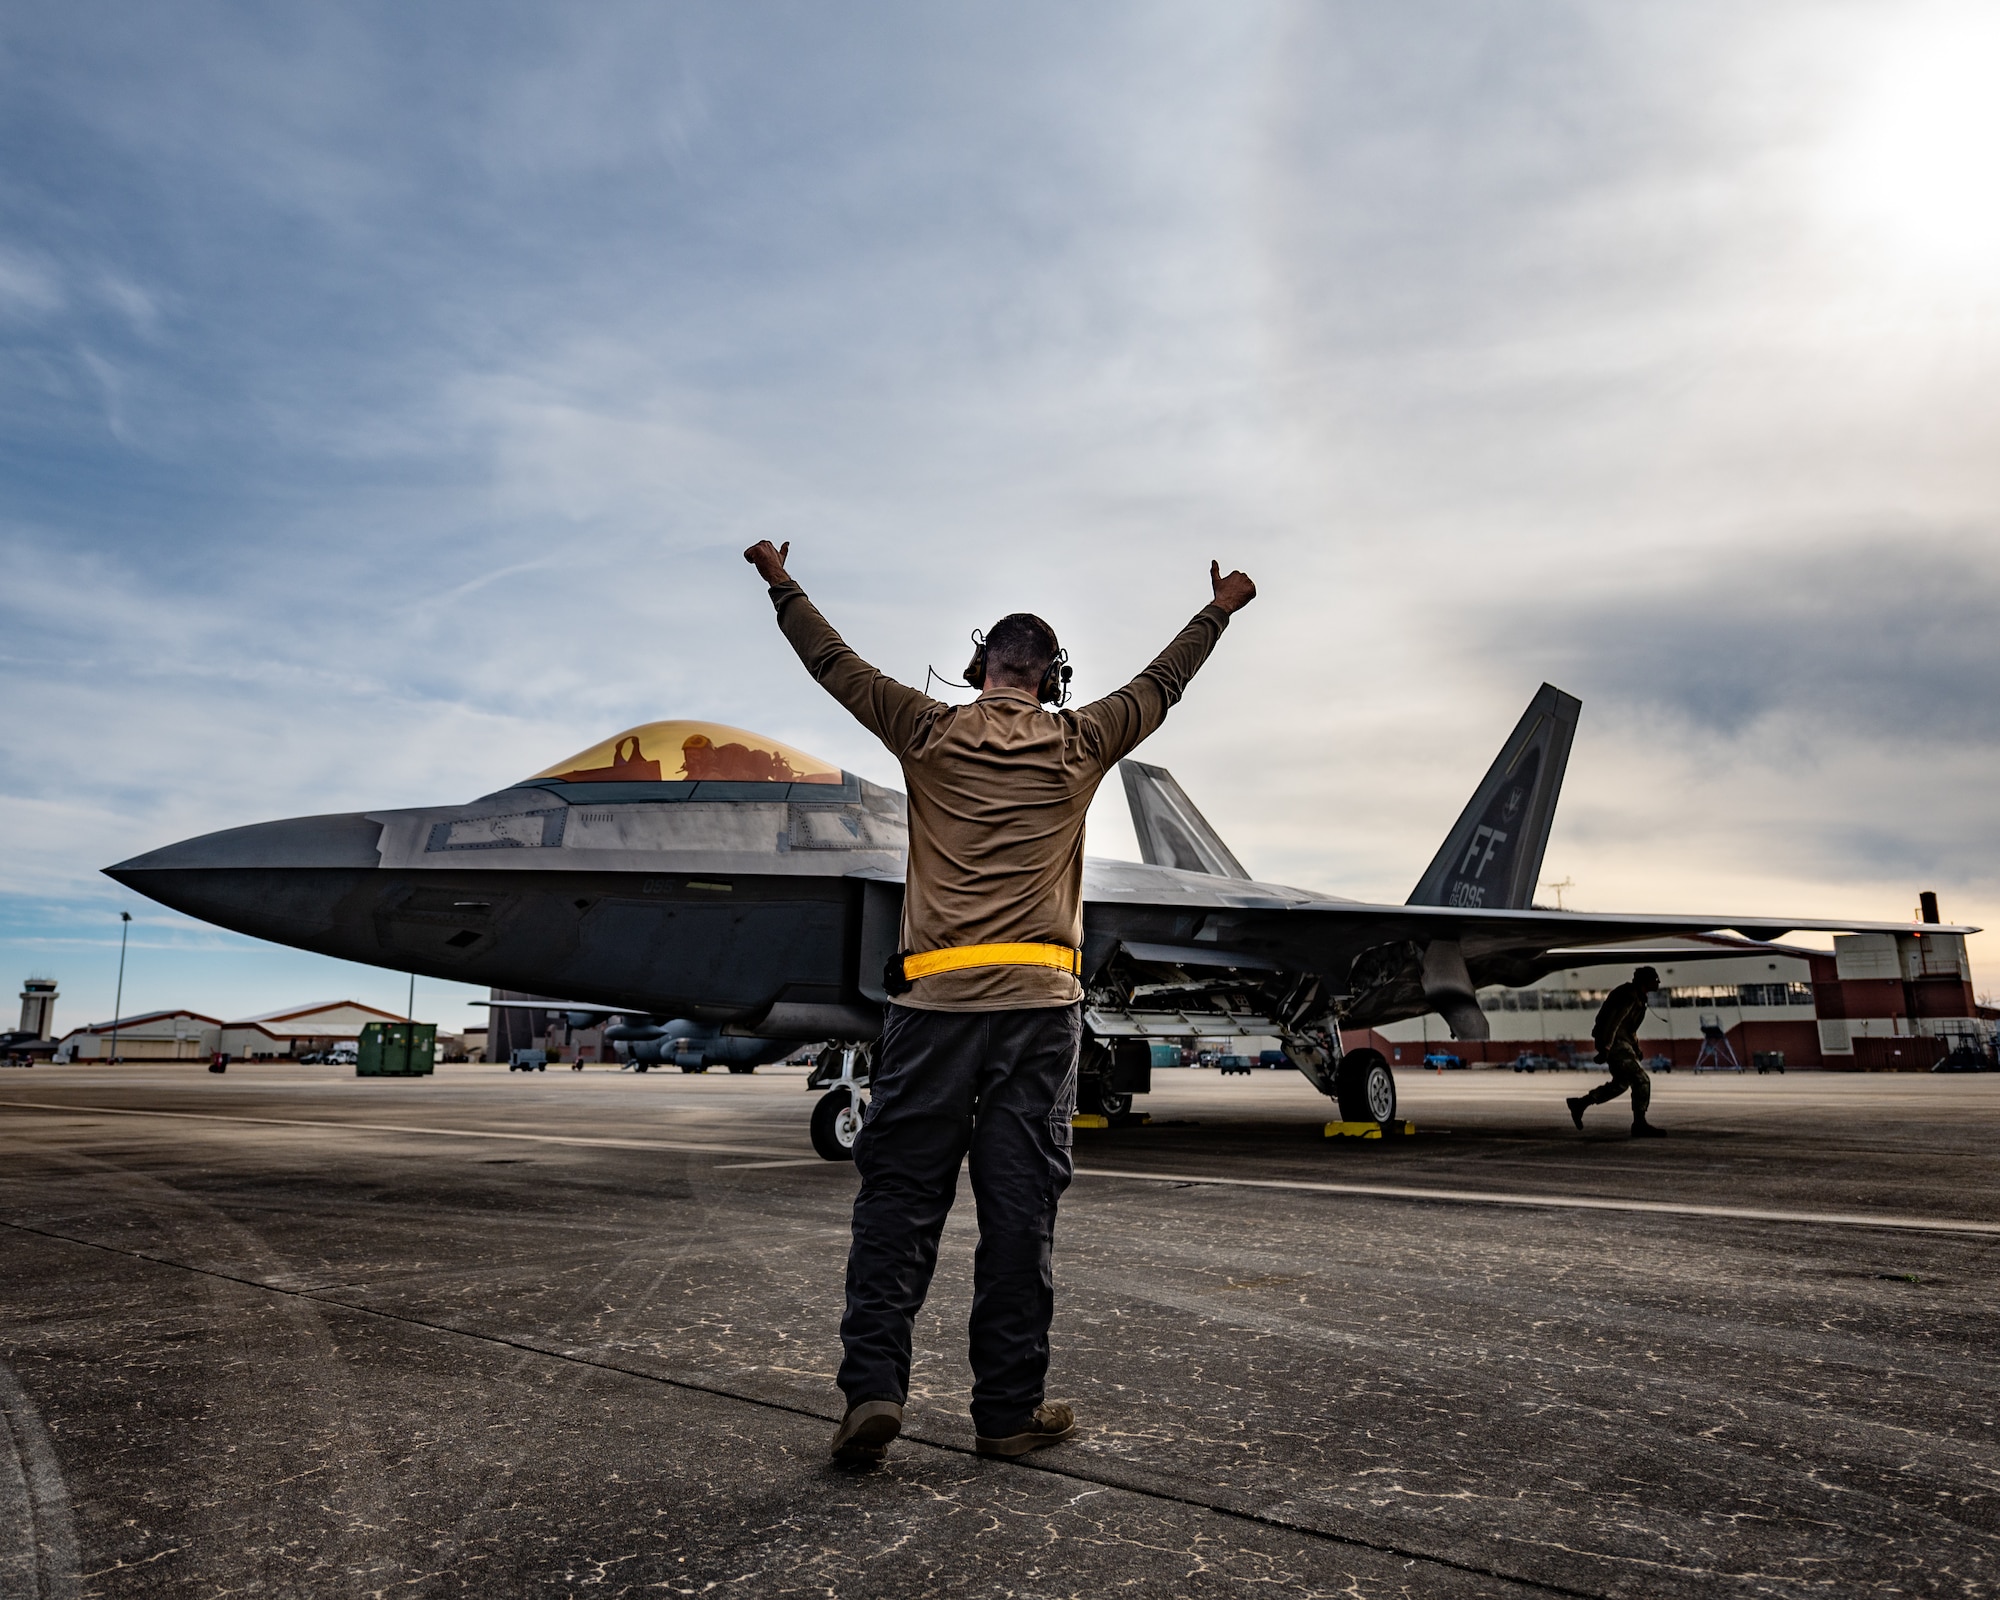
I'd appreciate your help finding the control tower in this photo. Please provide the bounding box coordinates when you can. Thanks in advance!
[18,976,57,1040]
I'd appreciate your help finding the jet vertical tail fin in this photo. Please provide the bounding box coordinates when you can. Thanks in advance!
[1406,684,1580,911]
[1119,761,1251,879]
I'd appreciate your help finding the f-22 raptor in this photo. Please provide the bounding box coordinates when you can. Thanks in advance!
[106,695,1966,1158]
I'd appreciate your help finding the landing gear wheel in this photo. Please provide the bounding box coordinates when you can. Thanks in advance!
[1334,1048,1397,1124]
[680,1061,705,1074]
[727,1064,756,1075]
[811,1087,864,1161]
[1078,1076,1132,1119]
[634,1062,649,1073]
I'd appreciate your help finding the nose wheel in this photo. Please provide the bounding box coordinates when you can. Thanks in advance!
[811,1087,864,1160]
[808,1043,871,1161]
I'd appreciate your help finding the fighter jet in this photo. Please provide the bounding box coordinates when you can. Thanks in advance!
[106,701,1971,1157]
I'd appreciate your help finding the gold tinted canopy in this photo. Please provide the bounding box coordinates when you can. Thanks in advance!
[530,721,843,786]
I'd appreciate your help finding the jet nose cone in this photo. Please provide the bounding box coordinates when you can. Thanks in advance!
[106,812,384,945]
[108,812,384,877]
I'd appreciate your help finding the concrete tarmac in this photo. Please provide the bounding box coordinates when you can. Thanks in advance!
[2,1062,1996,1597]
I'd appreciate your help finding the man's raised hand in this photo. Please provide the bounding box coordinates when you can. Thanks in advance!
[1210,560,1256,614]
[744,540,793,585]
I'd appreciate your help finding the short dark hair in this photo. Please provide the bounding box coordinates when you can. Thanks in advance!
[1633,966,1660,988]
[985,612,1059,680]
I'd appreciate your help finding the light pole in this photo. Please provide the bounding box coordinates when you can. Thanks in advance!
[108,911,132,1064]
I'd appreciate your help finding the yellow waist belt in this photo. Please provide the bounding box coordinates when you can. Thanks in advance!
[900,943,1082,981]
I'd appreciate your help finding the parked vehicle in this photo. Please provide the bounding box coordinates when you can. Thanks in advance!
[1512,1052,1558,1073]
[1423,1052,1464,1070]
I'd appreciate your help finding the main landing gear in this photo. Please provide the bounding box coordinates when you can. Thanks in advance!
[1332,1047,1398,1124]
[809,1043,872,1161]
[1080,1081,1133,1119]
[1077,1035,1148,1121]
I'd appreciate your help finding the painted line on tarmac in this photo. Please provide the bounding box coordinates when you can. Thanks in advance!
[0,1214,1599,1600]
[1072,1166,2000,1236]
[11,1100,1992,1237]
[0,1100,792,1162]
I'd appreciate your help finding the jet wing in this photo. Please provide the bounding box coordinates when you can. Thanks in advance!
[1079,855,1976,1039]
[1284,898,1976,946]
[1090,857,1970,943]
[475,999,631,1014]
[1084,857,1976,955]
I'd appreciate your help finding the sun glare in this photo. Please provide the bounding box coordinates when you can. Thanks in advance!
[1822,6,2000,279]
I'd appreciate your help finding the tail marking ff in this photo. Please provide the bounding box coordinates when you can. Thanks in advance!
[1407,684,1580,912]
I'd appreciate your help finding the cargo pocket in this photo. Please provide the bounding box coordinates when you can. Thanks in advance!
[1049,1061,1076,1143]
[1046,1068,1076,1191]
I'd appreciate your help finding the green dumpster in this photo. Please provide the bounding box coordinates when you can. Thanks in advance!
[357,1021,436,1076]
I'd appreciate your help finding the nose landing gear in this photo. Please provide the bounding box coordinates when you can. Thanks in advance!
[809,1043,872,1161]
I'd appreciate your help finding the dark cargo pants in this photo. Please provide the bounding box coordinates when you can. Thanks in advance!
[1582,1043,1652,1121]
[838,1002,1079,1438]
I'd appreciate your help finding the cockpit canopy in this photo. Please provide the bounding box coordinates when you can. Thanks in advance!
[527,721,843,789]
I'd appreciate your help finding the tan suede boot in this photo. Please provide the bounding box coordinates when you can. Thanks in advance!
[976,1401,1076,1458]
[830,1399,902,1466]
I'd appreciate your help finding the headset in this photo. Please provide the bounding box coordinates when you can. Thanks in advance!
[963,623,1073,707]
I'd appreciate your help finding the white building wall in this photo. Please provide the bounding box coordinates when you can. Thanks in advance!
[1374,948,1819,1055]
[56,1015,221,1061]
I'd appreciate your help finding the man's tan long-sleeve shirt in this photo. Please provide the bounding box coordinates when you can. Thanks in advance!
[769,581,1230,1010]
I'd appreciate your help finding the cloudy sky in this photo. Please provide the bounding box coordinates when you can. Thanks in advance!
[3,0,1996,1030]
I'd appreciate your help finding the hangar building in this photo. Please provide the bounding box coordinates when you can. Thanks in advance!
[55,999,441,1062]
[218,999,409,1060]
[54,1009,224,1062]
[1368,925,1987,1071]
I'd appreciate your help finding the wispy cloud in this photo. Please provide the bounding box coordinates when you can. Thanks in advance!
[433,556,561,606]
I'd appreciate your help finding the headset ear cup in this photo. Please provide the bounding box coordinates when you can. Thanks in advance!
[964,645,986,689]
[1037,651,1072,705]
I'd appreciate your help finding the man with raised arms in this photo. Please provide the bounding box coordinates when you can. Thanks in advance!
[744,540,1255,1465]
